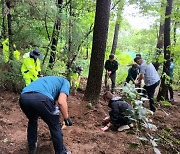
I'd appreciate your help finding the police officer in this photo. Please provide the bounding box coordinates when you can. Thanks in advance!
[21,49,42,86]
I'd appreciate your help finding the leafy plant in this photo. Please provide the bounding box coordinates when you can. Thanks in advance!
[122,83,161,154]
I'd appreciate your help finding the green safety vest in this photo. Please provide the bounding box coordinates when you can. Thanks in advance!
[2,38,9,63]
[21,53,41,85]
[70,72,80,89]
[13,50,20,60]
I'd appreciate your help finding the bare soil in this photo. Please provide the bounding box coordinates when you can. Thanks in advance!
[0,90,179,154]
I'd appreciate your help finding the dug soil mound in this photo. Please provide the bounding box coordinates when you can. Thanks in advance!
[0,90,179,154]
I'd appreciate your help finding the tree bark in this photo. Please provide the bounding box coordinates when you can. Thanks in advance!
[153,22,164,70]
[173,21,177,45]
[1,0,7,39]
[84,0,111,102]
[6,0,13,60]
[157,0,173,101]
[111,0,124,54]
[48,0,63,69]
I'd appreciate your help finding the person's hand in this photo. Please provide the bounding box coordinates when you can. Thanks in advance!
[64,118,73,126]
[103,116,110,123]
[61,121,67,130]
[108,71,111,75]
[100,126,109,132]
[135,80,141,86]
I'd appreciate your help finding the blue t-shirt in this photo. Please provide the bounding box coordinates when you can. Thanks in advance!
[22,76,70,100]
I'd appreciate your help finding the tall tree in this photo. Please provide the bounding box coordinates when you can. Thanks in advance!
[84,0,111,102]
[173,21,177,45]
[48,0,63,69]
[157,0,174,101]
[6,0,13,60]
[1,0,7,39]
[111,0,124,54]
[153,20,164,70]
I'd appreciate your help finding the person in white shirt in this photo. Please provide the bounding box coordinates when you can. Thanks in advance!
[134,56,160,112]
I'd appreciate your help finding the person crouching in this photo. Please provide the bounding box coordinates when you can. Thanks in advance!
[100,91,133,132]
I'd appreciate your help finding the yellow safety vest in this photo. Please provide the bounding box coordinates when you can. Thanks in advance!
[70,72,80,89]
[21,53,41,86]
[13,50,20,60]
[2,38,9,63]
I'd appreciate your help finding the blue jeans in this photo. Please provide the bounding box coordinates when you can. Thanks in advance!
[19,92,67,154]
[144,81,160,112]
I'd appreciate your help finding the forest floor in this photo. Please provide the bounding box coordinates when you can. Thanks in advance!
[0,89,180,154]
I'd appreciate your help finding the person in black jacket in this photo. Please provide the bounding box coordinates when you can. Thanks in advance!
[126,64,139,84]
[105,54,118,93]
[100,91,133,132]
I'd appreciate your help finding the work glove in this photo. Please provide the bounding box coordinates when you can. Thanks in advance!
[64,118,73,126]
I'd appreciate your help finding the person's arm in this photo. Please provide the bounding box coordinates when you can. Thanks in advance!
[57,93,69,120]
[128,68,134,82]
[137,73,144,84]
[136,63,146,85]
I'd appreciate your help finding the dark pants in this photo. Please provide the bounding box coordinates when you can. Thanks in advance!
[19,92,67,154]
[105,73,116,92]
[109,114,129,130]
[144,81,160,112]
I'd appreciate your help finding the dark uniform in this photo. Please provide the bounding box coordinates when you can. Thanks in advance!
[105,59,118,92]
[126,67,138,83]
[108,97,132,127]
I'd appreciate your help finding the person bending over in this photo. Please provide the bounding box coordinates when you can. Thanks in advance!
[19,76,72,154]
[126,63,139,84]
[100,91,133,132]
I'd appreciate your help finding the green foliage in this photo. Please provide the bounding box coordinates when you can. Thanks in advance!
[121,83,161,153]
[0,59,24,93]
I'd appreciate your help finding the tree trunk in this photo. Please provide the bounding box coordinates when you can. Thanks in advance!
[153,22,164,70]
[48,0,63,69]
[111,0,124,54]
[173,21,177,45]
[66,0,73,80]
[1,0,7,39]
[153,2,166,71]
[6,0,13,60]
[84,0,111,102]
[157,0,173,101]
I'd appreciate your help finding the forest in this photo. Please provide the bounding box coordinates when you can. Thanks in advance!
[0,0,180,154]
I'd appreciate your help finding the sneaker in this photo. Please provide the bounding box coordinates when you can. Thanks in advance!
[129,123,134,128]
[170,98,174,102]
[118,125,130,132]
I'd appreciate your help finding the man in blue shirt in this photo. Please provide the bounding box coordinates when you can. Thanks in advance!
[19,76,72,154]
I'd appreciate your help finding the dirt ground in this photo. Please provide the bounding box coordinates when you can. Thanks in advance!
[0,89,179,154]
